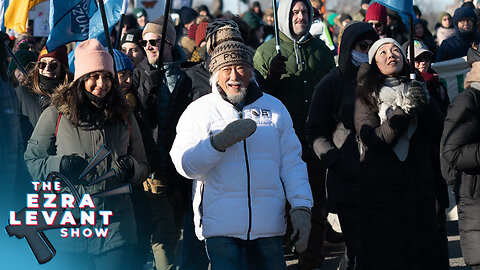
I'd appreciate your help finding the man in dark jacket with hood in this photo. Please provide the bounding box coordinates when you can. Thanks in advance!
[306,21,378,270]
[254,0,335,268]
[437,6,479,62]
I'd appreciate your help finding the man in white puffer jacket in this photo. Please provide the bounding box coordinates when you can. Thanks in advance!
[170,37,313,269]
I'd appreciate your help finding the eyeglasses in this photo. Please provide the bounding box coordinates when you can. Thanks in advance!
[38,61,59,70]
[357,41,373,51]
[370,22,383,28]
[139,38,172,47]
[415,55,432,63]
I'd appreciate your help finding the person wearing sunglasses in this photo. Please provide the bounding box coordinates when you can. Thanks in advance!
[132,15,189,270]
[14,45,71,151]
[364,2,387,38]
[306,21,378,270]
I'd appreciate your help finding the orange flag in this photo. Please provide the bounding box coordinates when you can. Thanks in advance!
[4,0,47,33]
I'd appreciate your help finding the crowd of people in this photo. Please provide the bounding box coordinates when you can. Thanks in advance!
[2,0,480,269]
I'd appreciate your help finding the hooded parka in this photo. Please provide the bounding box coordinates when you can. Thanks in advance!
[24,88,150,254]
[253,0,335,153]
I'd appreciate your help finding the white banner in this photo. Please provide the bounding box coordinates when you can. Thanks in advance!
[431,56,470,101]
[28,1,50,37]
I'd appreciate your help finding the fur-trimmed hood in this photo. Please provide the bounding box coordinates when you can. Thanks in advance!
[51,80,130,125]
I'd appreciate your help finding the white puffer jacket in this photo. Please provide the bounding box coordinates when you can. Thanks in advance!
[170,83,313,240]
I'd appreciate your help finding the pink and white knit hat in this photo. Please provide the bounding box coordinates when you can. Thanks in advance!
[73,39,114,82]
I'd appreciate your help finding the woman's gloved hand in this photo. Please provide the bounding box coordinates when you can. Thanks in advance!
[59,154,88,180]
[402,80,430,114]
[116,155,135,181]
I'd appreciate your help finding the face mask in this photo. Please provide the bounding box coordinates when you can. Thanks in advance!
[351,50,369,66]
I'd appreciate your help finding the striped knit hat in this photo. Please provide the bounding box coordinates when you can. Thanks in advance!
[205,20,243,55]
[208,40,254,74]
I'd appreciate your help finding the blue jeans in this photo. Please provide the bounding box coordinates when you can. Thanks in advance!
[205,236,286,270]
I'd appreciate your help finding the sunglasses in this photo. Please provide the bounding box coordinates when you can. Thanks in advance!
[139,38,172,47]
[415,55,432,63]
[38,61,59,70]
[357,41,374,51]
[370,22,383,28]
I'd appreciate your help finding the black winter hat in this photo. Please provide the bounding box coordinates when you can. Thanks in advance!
[180,6,198,25]
[121,29,143,48]
[453,6,477,24]
[461,2,476,9]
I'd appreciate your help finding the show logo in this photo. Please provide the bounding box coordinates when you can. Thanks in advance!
[5,145,132,264]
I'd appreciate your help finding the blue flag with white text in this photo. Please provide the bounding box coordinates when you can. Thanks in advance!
[88,0,125,45]
[46,0,98,52]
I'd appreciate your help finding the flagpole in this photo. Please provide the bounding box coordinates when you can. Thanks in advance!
[97,0,117,75]
[158,0,172,68]
[114,15,125,49]
[272,0,280,55]
[408,15,415,80]
[114,0,128,50]
[5,41,28,75]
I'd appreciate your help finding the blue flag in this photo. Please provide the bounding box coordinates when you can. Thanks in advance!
[373,0,416,29]
[67,0,125,73]
[88,0,125,46]
[46,0,98,52]
[46,0,125,52]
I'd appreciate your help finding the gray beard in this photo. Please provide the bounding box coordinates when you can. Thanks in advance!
[225,86,247,106]
[214,82,247,107]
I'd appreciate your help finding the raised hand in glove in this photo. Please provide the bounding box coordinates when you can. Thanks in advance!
[401,80,430,114]
[210,119,257,152]
[267,54,288,84]
[290,206,311,254]
[60,154,89,180]
[148,68,166,89]
[116,155,135,182]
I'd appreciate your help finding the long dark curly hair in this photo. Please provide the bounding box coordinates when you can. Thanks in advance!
[356,58,410,112]
[52,71,130,126]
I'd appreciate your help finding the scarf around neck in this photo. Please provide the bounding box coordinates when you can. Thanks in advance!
[377,77,417,161]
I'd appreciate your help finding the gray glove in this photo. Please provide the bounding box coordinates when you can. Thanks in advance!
[289,206,311,254]
[210,119,257,152]
[401,80,430,114]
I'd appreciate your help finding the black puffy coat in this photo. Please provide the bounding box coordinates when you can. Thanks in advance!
[305,22,378,205]
[354,76,444,269]
[441,85,480,266]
